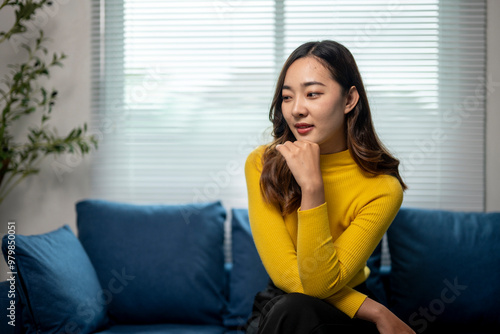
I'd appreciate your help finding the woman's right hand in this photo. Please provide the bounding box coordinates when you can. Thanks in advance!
[374,307,416,334]
[355,297,415,334]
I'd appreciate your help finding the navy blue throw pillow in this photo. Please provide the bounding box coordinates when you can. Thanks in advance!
[76,199,227,325]
[1,225,108,334]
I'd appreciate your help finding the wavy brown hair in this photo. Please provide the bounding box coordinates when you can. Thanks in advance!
[260,40,407,216]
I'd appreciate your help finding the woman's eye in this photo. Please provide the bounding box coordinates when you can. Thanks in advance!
[282,95,292,101]
[308,92,321,97]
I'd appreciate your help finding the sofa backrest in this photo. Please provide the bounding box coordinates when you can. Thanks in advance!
[384,207,500,332]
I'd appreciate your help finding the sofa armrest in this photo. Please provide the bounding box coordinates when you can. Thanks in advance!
[0,280,24,334]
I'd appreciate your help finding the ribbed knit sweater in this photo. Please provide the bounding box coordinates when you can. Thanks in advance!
[245,145,403,318]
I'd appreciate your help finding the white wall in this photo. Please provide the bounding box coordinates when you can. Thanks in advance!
[0,1,92,280]
[0,1,499,282]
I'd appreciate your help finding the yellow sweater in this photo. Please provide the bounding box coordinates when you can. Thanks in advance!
[244,145,403,318]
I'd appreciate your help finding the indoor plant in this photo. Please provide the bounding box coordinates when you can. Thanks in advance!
[0,0,98,205]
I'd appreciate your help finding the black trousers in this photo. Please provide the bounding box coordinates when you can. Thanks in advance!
[245,280,379,334]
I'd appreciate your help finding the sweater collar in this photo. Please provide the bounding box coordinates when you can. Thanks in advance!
[320,149,356,169]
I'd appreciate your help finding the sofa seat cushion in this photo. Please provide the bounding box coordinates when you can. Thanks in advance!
[1,225,108,334]
[414,324,500,334]
[387,207,500,331]
[76,200,227,325]
[93,323,227,334]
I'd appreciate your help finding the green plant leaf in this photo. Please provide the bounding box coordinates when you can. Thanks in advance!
[13,72,22,81]
[20,43,30,54]
[19,151,27,162]
[28,152,38,163]
[24,107,35,114]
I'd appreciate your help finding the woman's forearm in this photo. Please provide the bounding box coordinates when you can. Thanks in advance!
[355,297,416,334]
[300,182,325,211]
[354,297,385,322]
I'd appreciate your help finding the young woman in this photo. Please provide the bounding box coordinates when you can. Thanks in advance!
[244,40,415,334]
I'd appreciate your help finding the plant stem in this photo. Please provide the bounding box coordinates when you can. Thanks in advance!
[0,156,45,203]
[0,167,18,195]
[0,0,10,12]
[0,174,28,205]
[12,139,68,151]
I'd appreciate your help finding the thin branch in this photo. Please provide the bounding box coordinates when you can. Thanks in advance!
[0,0,12,12]
[0,173,28,203]
[0,155,46,202]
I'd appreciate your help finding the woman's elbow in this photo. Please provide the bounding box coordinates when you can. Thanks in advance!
[300,272,342,299]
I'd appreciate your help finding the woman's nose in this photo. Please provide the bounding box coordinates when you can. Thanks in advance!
[291,97,308,118]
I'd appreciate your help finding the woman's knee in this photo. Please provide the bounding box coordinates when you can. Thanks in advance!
[258,293,341,334]
[265,293,322,317]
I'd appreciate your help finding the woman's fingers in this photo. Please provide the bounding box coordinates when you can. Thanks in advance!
[276,140,314,153]
[275,140,322,189]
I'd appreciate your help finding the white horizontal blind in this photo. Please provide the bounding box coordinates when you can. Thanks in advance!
[90,0,486,212]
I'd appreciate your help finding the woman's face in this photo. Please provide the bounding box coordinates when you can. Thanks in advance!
[281,56,358,154]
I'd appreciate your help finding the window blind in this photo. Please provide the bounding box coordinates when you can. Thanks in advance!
[90,0,486,212]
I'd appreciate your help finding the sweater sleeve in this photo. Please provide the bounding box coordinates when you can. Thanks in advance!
[244,147,304,294]
[296,174,403,301]
[244,147,389,318]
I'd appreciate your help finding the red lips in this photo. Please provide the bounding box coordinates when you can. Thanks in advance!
[294,123,314,135]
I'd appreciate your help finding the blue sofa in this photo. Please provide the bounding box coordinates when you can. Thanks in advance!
[366,208,500,334]
[0,200,499,334]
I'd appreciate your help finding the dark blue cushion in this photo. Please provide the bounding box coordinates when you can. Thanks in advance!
[387,207,500,331]
[76,199,227,325]
[94,323,227,334]
[1,225,108,334]
[0,280,22,334]
[224,208,269,328]
[365,241,388,306]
